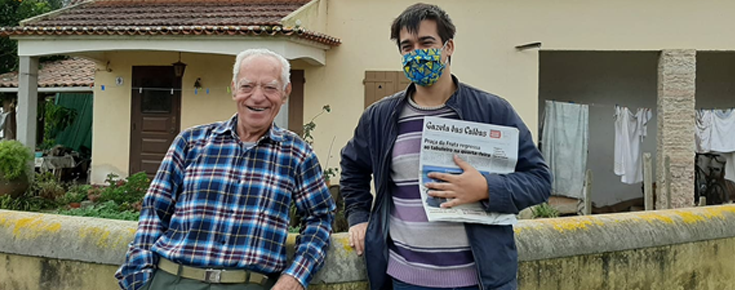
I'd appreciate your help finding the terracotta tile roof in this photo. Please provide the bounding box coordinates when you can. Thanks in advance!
[0,57,95,88]
[0,0,341,46]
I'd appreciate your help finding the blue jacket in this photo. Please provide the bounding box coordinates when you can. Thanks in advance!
[340,77,552,290]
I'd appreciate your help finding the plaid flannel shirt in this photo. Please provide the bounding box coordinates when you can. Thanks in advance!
[115,115,335,290]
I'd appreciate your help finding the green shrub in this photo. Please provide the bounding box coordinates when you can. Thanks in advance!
[41,98,77,150]
[31,172,66,200]
[98,172,151,204]
[50,172,149,221]
[0,193,56,212]
[532,202,560,219]
[56,200,140,221]
[55,184,89,205]
[68,183,92,197]
[0,140,33,180]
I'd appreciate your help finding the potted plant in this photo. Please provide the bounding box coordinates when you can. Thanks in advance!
[0,140,34,198]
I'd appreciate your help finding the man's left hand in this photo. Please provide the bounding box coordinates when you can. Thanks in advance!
[426,155,489,208]
[271,275,304,290]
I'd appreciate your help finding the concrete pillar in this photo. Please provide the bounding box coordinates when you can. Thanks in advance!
[17,56,39,151]
[656,50,696,209]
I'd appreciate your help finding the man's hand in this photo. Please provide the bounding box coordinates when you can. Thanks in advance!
[348,222,368,256]
[272,274,304,290]
[425,155,489,208]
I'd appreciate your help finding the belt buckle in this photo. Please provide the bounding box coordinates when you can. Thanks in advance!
[204,269,224,283]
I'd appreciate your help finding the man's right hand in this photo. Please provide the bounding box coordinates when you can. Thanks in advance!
[348,222,368,256]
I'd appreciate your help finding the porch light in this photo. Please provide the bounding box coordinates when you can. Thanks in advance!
[172,52,187,78]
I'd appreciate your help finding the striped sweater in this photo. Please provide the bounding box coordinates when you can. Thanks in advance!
[386,98,478,287]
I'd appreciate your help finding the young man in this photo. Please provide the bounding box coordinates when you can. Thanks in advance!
[340,4,552,290]
[116,49,335,290]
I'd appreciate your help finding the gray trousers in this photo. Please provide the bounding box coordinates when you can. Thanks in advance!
[141,269,276,290]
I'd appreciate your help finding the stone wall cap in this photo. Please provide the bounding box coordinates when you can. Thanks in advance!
[2,205,734,284]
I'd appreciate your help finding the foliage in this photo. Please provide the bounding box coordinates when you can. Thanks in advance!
[0,0,64,75]
[40,97,78,150]
[30,171,65,200]
[55,183,90,205]
[302,105,331,145]
[38,139,57,152]
[52,172,148,221]
[331,185,348,233]
[0,140,33,180]
[300,104,339,183]
[292,105,345,232]
[323,167,338,183]
[288,226,301,234]
[0,192,56,212]
[0,0,66,104]
[56,200,140,221]
[288,184,349,233]
[531,202,560,219]
[96,172,151,205]
[43,97,78,136]
[0,168,147,221]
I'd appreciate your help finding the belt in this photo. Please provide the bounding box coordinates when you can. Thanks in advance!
[157,258,270,284]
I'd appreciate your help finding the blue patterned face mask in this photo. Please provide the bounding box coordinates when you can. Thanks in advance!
[401,42,448,87]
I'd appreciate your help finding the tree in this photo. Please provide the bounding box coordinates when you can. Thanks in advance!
[0,0,64,75]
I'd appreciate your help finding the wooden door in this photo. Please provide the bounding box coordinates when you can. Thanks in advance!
[288,70,305,136]
[129,66,181,178]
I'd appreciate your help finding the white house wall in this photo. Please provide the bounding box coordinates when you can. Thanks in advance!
[90,52,241,183]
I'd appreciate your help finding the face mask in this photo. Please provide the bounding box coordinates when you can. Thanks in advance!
[401,42,448,87]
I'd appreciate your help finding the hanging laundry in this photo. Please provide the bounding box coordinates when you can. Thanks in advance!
[541,100,589,199]
[697,108,735,183]
[614,106,652,184]
[695,110,713,153]
[724,153,735,184]
[0,110,7,139]
[710,109,735,153]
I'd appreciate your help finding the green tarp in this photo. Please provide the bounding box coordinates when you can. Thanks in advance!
[53,93,93,155]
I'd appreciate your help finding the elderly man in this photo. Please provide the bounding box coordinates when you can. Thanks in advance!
[116,48,335,290]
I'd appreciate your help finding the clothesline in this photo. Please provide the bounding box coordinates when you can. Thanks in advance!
[91,85,233,95]
[548,100,651,111]
[698,108,735,112]
[550,100,735,112]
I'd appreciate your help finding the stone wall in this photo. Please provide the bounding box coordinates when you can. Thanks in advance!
[2,206,735,290]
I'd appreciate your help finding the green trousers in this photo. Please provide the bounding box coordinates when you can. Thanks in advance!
[141,269,276,290]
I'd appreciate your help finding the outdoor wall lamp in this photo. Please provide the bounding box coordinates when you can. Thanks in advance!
[172,52,187,78]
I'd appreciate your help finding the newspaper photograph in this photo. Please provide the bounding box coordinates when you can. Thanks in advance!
[419,116,519,225]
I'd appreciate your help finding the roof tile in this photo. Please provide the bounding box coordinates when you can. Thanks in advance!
[0,57,95,88]
[1,0,340,46]
[29,0,309,27]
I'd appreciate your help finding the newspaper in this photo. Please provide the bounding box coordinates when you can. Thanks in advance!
[419,116,519,225]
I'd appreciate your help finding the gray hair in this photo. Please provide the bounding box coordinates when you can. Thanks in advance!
[232,48,291,90]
